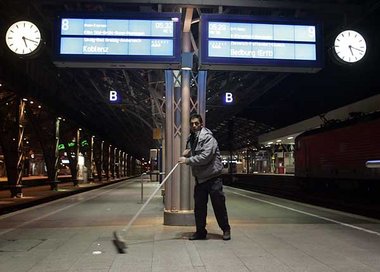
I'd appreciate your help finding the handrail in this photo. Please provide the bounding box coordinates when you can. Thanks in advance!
[139,172,166,203]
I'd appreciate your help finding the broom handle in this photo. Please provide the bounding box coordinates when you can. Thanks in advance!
[121,163,180,233]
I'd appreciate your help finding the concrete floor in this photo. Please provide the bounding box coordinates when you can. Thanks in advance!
[0,177,379,272]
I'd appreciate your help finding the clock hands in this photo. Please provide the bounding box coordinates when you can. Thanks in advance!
[22,37,28,48]
[334,30,366,63]
[348,45,354,56]
[23,36,39,44]
[350,45,365,53]
[6,21,41,55]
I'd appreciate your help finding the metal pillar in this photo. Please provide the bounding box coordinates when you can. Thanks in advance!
[126,154,130,176]
[51,117,61,190]
[163,50,194,224]
[15,99,26,197]
[124,151,127,177]
[120,151,124,177]
[100,140,104,181]
[123,152,127,177]
[180,31,192,211]
[107,144,111,180]
[75,128,81,185]
[118,149,122,178]
[106,144,109,179]
[162,7,213,225]
[113,148,116,178]
[163,8,209,225]
[88,136,94,181]
[197,71,207,125]
[163,70,183,224]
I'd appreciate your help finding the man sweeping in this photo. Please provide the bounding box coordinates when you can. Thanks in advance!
[178,113,231,240]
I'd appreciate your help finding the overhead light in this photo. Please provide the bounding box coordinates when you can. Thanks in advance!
[268,142,273,145]
[191,18,200,24]
[276,139,282,142]
[287,136,294,140]
[181,52,193,70]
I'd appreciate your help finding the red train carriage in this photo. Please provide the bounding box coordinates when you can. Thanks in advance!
[295,112,380,180]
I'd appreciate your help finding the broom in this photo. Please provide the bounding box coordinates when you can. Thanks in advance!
[113,163,179,253]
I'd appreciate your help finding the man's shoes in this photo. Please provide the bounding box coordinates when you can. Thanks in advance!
[222,230,231,240]
[189,232,207,240]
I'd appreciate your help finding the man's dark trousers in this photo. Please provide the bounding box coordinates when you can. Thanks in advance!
[194,177,230,235]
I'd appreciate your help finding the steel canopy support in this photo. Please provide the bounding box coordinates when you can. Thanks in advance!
[51,117,61,190]
[180,31,192,213]
[163,7,211,226]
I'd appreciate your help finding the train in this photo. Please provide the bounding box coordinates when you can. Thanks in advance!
[294,111,380,185]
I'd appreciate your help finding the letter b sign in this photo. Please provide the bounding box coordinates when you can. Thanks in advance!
[109,90,122,104]
[225,92,233,103]
[223,92,235,105]
[110,91,118,102]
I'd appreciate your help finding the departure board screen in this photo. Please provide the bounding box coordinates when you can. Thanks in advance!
[54,13,181,68]
[200,14,323,72]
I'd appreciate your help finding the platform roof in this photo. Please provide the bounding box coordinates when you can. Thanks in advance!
[0,0,379,158]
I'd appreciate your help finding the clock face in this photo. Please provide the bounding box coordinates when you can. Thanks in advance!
[334,30,366,63]
[5,21,42,55]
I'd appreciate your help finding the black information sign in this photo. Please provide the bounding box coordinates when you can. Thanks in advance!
[200,14,323,72]
[54,13,181,69]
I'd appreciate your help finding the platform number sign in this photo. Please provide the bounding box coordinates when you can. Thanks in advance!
[223,92,235,105]
[109,90,121,103]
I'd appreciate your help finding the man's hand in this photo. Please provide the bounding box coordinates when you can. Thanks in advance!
[178,157,187,164]
[182,149,191,157]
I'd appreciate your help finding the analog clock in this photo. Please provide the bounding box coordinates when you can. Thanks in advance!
[333,30,366,63]
[5,20,42,56]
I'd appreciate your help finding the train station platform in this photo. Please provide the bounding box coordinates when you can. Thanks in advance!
[0,176,380,272]
[0,176,130,215]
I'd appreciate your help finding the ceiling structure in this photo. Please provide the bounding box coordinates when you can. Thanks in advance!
[0,0,379,159]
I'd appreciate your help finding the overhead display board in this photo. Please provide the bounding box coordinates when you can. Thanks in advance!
[53,13,181,69]
[199,14,323,72]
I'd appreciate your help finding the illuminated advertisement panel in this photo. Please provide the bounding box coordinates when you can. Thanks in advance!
[200,14,323,72]
[54,13,181,69]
